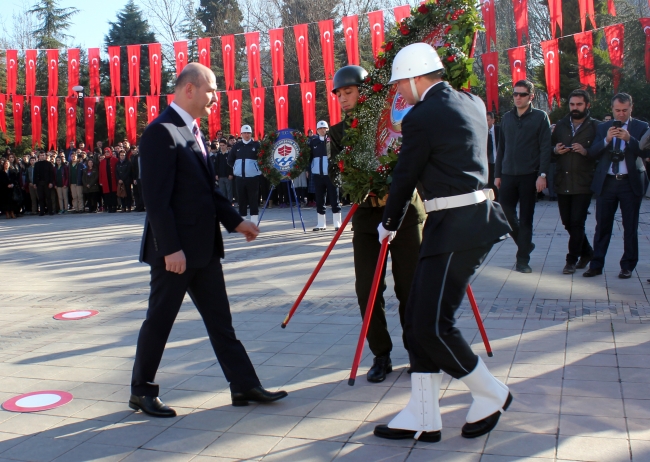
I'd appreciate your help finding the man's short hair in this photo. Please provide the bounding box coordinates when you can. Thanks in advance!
[612,92,633,106]
[219,138,227,144]
[175,66,203,90]
[421,69,444,81]
[486,111,496,119]
[568,89,591,104]
[513,79,534,93]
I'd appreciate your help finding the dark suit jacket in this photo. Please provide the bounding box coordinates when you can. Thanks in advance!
[139,107,243,268]
[488,125,500,164]
[382,82,511,257]
[588,118,649,197]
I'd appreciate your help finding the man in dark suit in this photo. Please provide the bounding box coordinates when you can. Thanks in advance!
[486,111,500,201]
[373,43,512,443]
[583,92,649,279]
[130,63,287,418]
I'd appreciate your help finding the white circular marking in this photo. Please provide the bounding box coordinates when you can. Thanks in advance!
[62,311,93,319]
[15,394,61,408]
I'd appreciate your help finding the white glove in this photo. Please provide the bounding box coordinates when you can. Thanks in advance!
[377,223,396,244]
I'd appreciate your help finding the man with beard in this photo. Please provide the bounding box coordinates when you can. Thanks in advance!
[551,89,600,274]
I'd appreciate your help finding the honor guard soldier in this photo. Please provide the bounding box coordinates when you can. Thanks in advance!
[329,65,426,383]
[309,120,342,231]
[373,43,513,442]
[228,125,261,223]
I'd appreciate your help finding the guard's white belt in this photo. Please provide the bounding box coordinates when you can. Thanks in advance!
[424,189,495,213]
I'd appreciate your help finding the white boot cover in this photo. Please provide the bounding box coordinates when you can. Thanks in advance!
[251,215,259,225]
[313,213,326,230]
[461,357,510,424]
[333,212,342,229]
[388,373,442,439]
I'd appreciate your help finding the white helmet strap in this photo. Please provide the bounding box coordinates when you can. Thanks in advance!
[409,77,420,104]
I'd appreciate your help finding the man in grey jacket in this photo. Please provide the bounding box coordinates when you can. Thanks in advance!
[495,80,552,273]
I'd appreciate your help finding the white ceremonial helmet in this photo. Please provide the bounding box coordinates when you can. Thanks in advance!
[388,42,444,103]
[240,125,252,133]
[316,120,329,129]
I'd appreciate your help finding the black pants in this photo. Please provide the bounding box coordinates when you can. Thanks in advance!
[133,183,144,211]
[36,181,53,214]
[499,173,537,264]
[557,193,593,264]
[591,177,642,271]
[120,184,133,210]
[352,205,423,357]
[131,256,261,396]
[406,244,492,378]
[487,163,498,201]
[103,192,117,212]
[86,191,99,212]
[314,174,341,214]
[236,176,260,216]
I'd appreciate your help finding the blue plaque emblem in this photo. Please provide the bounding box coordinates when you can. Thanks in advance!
[272,129,300,175]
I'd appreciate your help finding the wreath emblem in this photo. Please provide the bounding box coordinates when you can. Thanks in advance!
[258,130,311,187]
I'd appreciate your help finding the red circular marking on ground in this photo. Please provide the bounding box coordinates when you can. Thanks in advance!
[3,391,73,412]
[53,310,99,320]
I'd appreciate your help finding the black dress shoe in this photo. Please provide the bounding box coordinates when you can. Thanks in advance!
[583,268,603,277]
[367,356,392,383]
[231,386,288,406]
[461,393,513,438]
[374,424,441,442]
[576,255,592,269]
[515,263,532,273]
[619,269,632,279]
[128,395,176,417]
[563,263,576,274]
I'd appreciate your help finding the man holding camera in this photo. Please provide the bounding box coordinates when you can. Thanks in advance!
[584,93,649,279]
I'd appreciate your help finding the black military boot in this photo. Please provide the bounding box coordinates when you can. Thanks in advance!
[367,355,392,383]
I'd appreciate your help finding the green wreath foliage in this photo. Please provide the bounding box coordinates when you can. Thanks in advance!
[338,0,482,204]
[257,130,311,187]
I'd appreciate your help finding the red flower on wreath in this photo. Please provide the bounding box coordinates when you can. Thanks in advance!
[384,41,394,51]
[445,25,452,34]
[447,55,456,62]
[358,95,367,104]
[375,57,387,69]
[418,4,429,14]
[400,24,410,35]
[350,119,359,128]
[338,160,345,173]
[372,83,384,92]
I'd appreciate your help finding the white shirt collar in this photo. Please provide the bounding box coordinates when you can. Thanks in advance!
[419,81,445,101]
[170,101,196,132]
[242,138,252,144]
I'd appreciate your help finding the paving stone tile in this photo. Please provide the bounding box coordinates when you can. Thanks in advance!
[200,432,281,459]
[142,427,221,454]
[334,443,410,461]
[1,435,82,461]
[287,417,362,442]
[483,431,556,458]
[227,413,301,437]
[557,435,630,461]
[263,437,344,461]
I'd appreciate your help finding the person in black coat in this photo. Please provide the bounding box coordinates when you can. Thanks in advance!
[131,148,145,212]
[583,93,650,279]
[130,63,287,418]
[373,43,512,443]
[485,111,500,201]
[115,151,133,212]
[33,151,55,216]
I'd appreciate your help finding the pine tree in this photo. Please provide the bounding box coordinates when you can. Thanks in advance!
[29,0,78,49]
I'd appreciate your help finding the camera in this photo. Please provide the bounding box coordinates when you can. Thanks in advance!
[610,148,625,163]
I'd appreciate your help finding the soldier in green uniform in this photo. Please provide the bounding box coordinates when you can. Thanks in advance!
[328,65,426,383]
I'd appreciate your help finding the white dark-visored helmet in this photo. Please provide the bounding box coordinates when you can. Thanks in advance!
[316,120,329,129]
[240,125,252,133]
[388,42,444,102]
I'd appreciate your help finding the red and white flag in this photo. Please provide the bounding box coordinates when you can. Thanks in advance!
[605,24,625,92]
[174,41,188,76]
[394,5,411,24]
[250,86,265,140]
[68,48,80,96]
[208,92,221,139]
[542,39,561,109]
[640,18,650,82]
[325,79,341,126]
[105,96,117,145]
[574,31,596,91]
[368,10,385,59]
[149,43,162,95]
[197,37,211,68]
[31,96,42,149]
[245,32,262,88]
[65,96,77,147]
[294,24,310,83]
[25,50,37,97]
[12,94,23,146]
[578,0,596,32]
[147,95,159,124]
[88,48,101,96]
[0,94,6,133]
[47,96,59,150]
[507,46,527,84]
[342,16,360,65]
[47,49,59,96]
[274,85,288,131]
[269,29,285,85]
[108,46,121,96]
[227,90,242,136]
[222,35,236,91]
[482,0,496,52]
[5,50,17,96]
[127,45,140,96]
[512,0,528,46]
[319,20,335,80]
[301,82,316,134]
[482,52,499,113]
[124,96,138,145]
[84,97,96,149]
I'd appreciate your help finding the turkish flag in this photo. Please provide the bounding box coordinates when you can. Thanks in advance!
[482,52,499,113]
[65,96,77,147]
[605,24,625,92]
[319,20,335,80]
[227,90,242,136]
[31,96,42,149]
[149,43,162,95]
[146,95,159,124]
[47,49,59,96]
[127,45,140,96]
[608,0,616,16]
[208,92,221,139]
[124,96,138,145]
[508,46,527,84]
[294,24,310,83]
[342,16,359,65]
[482,0,496,52]
[0,94,6,133]
[12,94,23,146]
[325,79,341,126]
[542,39,561,109]
[6,50,17,96]
[250,86,265,140]
[174,41,188,77]
[574,31,596,91]
[578,0,596,32]
[274,85,288,131]
[68,48,80,96]
[512,0,528,46]
[84,97,96,149]
[221,35,236,91]
[108,46,121,96]
[394,5,411,24]
[104,96,117,146]
[197,37,211,68]
[25,50,37,97]
[269,28,284,85]
[640,18,650,82]
[245,32,262,88]
[166,95,174,106]
[88,48,101,97]
[47,96,59,150]
[368,11,385,59]
[301,81,316,134]
[548,0,562,38]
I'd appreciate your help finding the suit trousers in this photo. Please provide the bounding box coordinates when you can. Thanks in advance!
[487,163,498,201]
[219,177,234,204]
[71,185,84,212]
[236,176,260,216]
[313,174,341,215]
[557,193,593,264]
[499,173,538,264]
[28,185,38,213]
[406,244,492,378]
[36,181,53,214]
[133,183,145,211]
[590,176,642,271]
[352,205,422,358]
[131,256,261,396]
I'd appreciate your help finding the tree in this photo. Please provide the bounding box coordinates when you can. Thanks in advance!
[29,0,78,49]
[197,0,244,37]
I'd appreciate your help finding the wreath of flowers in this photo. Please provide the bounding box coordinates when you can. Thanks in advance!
[257,130,311,187]
[338,0,482,204]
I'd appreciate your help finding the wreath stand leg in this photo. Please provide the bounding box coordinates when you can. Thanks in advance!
[290,180,306,233]
[285,180,296,229]
[257,185,275,227]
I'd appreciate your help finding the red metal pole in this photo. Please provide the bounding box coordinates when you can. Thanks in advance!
[348,237,390,386]
[466,284,493,357]
[281,203,359,328]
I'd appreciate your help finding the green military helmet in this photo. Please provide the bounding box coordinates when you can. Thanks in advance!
[331,65,368,93]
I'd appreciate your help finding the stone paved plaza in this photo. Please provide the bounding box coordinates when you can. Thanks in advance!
[1,199,650,461]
